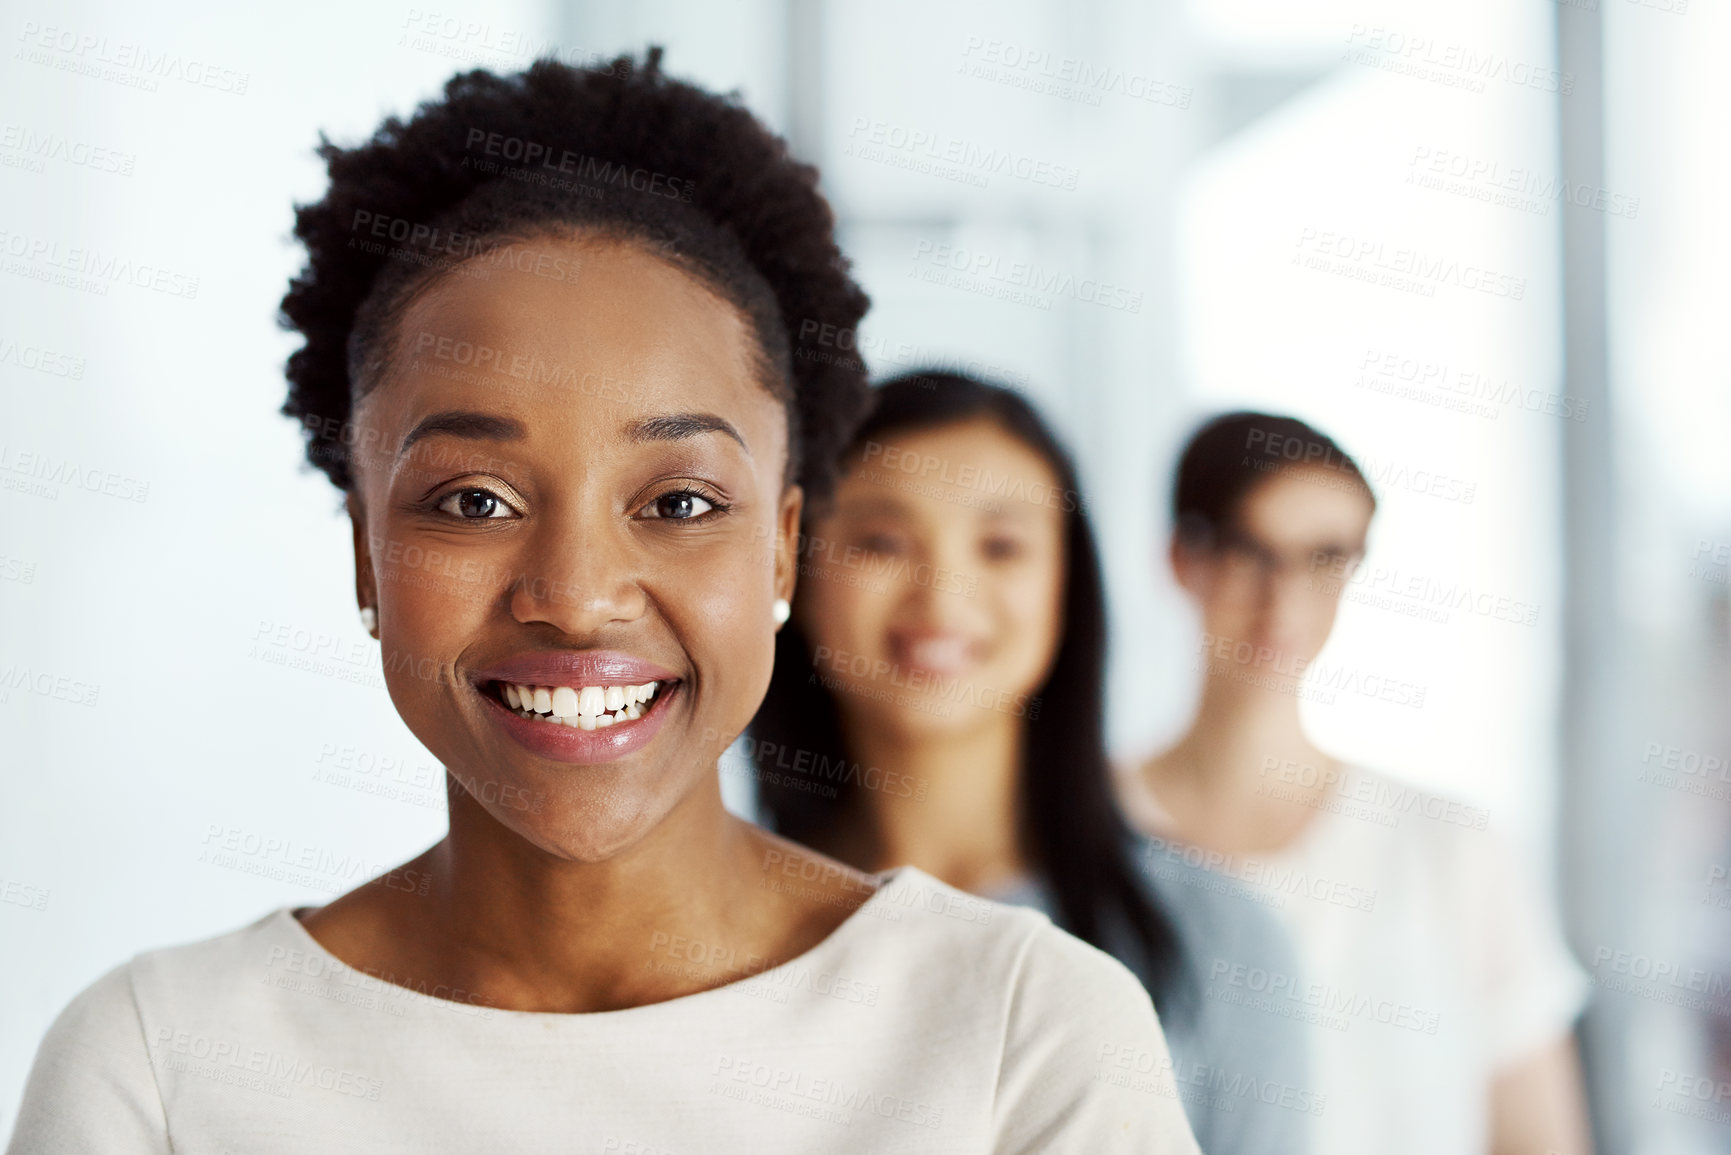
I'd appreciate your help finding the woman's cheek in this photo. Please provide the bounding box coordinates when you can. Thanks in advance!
[998,569,1063,693]
[1202,605,1243,655]
[816,574,875,658]
[678,548,776,719]
[382,562,488,664]
[805,578,893,710]
[1201,580,1256,642]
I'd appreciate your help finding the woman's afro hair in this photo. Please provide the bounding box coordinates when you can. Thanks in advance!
[278,47,871,506]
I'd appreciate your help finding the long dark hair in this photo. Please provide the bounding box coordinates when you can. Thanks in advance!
[751,370,1183,1010]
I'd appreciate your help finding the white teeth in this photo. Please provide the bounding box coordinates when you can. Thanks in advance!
[503,680,663,723]
[906,638,971,671]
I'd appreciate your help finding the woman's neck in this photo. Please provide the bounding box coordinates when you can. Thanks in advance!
[839,711,1026,896]
[300,772,876,1014]
[1143,672,1337,853]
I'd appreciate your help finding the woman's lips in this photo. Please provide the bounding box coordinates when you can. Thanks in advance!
[477,677,681,765]
[468,651,684,765]
[887,632,985,676]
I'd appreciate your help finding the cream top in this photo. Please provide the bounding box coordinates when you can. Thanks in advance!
[7,865,1201,1154]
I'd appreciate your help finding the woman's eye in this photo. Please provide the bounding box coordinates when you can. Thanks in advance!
[982,536,1026,561]
[436,488,514,520]
[643,491,716,520]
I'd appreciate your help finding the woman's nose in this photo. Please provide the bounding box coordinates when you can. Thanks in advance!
[507,514,650,637]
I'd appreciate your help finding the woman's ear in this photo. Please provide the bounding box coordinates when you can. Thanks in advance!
[347,491,378,621]
[1168,533,1207,600]
[773,484,805,617]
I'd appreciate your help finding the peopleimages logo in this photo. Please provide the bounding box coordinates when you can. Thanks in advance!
[0,444,149,503]
[1256,758,1490,831]
[846,117,1081,190]
[1196,632,1428,710]
[957,37,1192,110]
[1293,228,1525,301]
[1591,945,1731,1003]
[1143,835,1379,913]
[0,335,85,379]
[1206,960,1442,1034]
[908,240,1143,313]
[462,129,696,201]
[0,123,135,175]
[810,644,1040,720]
[859,439,1086,513]
[711,728,930,801]
[1342,25,1574,96]
[15,21,251,94]
[1406,146,1640,220]
[1354,347,1590,424]
[151,1027,383,1099]
[0,230,200,299]
[709,1055,945,1130]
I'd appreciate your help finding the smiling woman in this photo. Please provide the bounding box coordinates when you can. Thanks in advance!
[5,50,1200,1154]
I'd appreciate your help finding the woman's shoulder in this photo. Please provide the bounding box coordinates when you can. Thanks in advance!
[1132,834,1295,953]
[8,910,296,1154]
[1272,765,1555,941]
[869,869,1196,1150]
[869,866,1163,1045]
[1108,751,1178,834]
[99,909,321,1044]
[127,906,299,982]
[860,866,1151,1012]
[866,864,1092,964]
[46,909,294,1027]
[46,910,302,1055]
[1321,764,1498,857]
[25,956,152,1070]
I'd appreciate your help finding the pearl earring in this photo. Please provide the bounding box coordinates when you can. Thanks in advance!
[359,606,378,635]
[772,598,791,626]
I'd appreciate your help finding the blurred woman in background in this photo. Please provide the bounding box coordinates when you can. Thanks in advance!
[752,372,1314,1154]
[1120,411,1593,1155]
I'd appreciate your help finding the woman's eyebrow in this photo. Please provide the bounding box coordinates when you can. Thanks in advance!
[626,412,749,454]
[397,411,526,457]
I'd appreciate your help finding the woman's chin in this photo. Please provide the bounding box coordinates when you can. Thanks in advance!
[463,790,674,864]
[527,819,662,864]
[872,699,1005,739]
